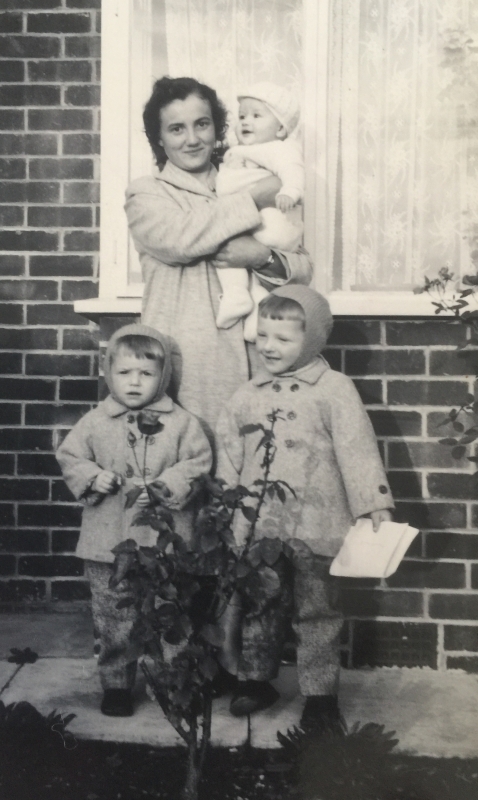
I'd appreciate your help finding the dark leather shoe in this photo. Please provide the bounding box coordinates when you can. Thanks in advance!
[101,689,134,717]
[300,694,340,732]
[229,680,280,717]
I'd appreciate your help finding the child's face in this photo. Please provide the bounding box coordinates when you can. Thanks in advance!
[256,316,305,375]
[236,98,285,145]
[110,348,163,409]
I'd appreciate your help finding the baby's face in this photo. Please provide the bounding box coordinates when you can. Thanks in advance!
[110,347,163,409]
[236,98,285,145]
[256,316,305,375]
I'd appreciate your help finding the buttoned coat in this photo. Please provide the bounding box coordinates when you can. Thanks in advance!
[216,358,394,557]
[125,162,312,433]
[56,394,212,563]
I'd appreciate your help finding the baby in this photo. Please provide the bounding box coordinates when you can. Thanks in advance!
[215,82,304,342]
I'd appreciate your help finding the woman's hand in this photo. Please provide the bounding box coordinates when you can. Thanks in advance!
[211,235,271,270]
[248,175,282,210]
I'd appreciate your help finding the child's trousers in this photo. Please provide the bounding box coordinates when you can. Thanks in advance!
[238,553,343,697]
[85,560,138,690]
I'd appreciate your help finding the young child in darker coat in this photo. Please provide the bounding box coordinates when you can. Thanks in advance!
[216,285,394,728]
[57,323,212,717]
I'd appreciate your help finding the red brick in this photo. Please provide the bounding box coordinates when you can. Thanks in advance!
[0,207,24,226]
[51,580,90,601]
[63,182,99,204]
[61,280,97,301]
[0,110,24,130]
[471,564,478,589]
[386,320,464,346]
[26,354,90,377]
[27,304,87,326]
[469,506,478,529]
[430,350,478,376]
[0,13,23,33]
[64,85,101,107]
[27,12,91,34]
[427,473,476,500]
[28,60,93,83]
[0,255,24,276]
[386,560,465,589]
[429,594,478,620]
[29,157,94,180]
[425,532,478,560]
[59,378,98,401]
[28,108,93,131]
[0,328,57,349]
[0,36,60,59]
[340,588,424,617]
[0,378,55,401]
[52,481,75,502]
[0,353,22,374]
[352,379,383,404]
[18,555,83,577]
[28,206,92,227]
[25,403,90,426]
[395,500,467,529]
[0,60,24,81]
[0,85,60,106]
[0,505,15,526]
[64,230,99,251]
[18,504,81,528]
[51,530,79,552]
[0,479,49,502]
[0,133,58,157]
[0,404,21,425]
[328,320,381,346]
[63,133,100,155]
[0,530,49,554]
[444,625,478,651]
[388,441,466,469]
[0,158,26,179]
[0,280,58,302]
[0,181,59,202]
[0,231,58,251]
[0,455,15,474]
[426,411,467,437]
[322,348,341,371]
[63,328,98,350]
[2,0,62,7]
[446,656,478,672]
[386,471,422,498]
[0,581,46,603]
[17,453,61,476]
[65,35,100,58]
[0,304,22,324]
[0,556,16,577]
[30,255,93,277]
[388,380,469,406]
[0,428,53,451]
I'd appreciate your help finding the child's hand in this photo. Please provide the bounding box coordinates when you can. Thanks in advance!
[136,487,151,508]
[370,509,392,532]
[275,193,295,213]
[93,470,120,494]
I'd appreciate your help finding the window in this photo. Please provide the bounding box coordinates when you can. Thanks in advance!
[83,0,478,318]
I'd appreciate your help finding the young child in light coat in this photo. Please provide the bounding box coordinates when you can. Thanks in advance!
[215,82,304,342]
[56,323,212,717]
[216,285,394,728]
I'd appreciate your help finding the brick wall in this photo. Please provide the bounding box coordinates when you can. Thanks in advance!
[1,1,478,672]
[0,1,100,604]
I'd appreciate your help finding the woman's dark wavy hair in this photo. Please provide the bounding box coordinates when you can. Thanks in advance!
[143,76,228,169]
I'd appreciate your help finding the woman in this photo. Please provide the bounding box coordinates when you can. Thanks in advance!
[125,76,312,437]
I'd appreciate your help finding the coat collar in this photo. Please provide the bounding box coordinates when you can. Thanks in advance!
[252,356,330,387]
[102,394,174,418]
[157,160,217,199]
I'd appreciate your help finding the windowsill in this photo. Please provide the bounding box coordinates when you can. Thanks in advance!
[74,290,455,321]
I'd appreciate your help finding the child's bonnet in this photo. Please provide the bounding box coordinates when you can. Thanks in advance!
[269,284,334,370]
[104,322,173,404]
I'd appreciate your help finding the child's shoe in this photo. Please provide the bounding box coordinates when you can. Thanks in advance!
[229,680,280,716]
[299,694,340,732]
[100,688,134,717]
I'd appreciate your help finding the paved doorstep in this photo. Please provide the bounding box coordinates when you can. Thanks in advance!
[1,658,478,757]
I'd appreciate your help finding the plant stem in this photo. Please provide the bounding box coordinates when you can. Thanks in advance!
[0,664,23,697]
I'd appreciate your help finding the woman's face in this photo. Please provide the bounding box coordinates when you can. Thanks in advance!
[159,93,216,174]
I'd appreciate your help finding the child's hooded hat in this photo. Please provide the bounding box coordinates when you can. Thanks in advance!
[270,284,333,371]
[103,323,172,405]
[237,82,300,135]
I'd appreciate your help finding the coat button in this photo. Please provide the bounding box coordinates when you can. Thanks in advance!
[290,384,300,392]
[272,383,282,392]
[379,484,388,494]
[287,411,297,420]
[285,439,295,448]
[127,414,135,423]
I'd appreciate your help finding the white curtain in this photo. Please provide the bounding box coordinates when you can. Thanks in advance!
[335,0,478,289]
